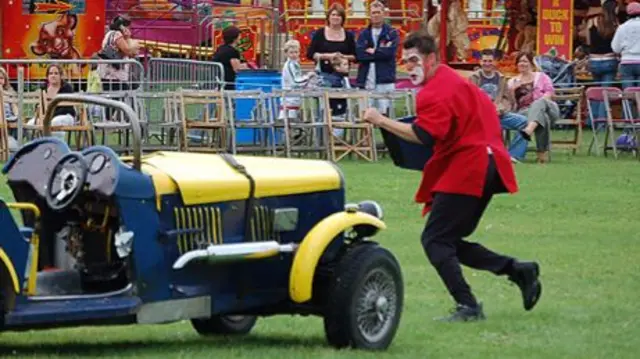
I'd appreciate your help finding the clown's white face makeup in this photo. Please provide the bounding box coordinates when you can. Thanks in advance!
[402,48,425,85]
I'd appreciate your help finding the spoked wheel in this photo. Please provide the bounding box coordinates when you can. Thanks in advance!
[323,243,404,350]
[191,315,257,336]
[355,268,399,343]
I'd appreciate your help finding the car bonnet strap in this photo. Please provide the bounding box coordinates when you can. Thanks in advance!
[220,153,255,242]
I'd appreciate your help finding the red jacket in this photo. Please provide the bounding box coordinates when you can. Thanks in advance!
[413,65,518,215]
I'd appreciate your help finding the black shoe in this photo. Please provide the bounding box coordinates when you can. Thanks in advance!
[508,261,542,311]
[519,130,532,141]
[435,303,486,322]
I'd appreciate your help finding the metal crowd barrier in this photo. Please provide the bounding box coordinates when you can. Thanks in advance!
[145,58,225,92]
[0,58,145,92]
[1,58,226,94]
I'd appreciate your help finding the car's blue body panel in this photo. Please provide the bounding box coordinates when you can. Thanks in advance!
[0,138,347,330]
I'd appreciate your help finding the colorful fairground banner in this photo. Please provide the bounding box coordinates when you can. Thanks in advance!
[536,0,574,60]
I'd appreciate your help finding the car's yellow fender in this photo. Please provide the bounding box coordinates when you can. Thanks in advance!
[0,248,19,294]
[289,211,386,303]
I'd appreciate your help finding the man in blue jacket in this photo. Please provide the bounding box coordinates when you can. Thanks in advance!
[356,0,398,116]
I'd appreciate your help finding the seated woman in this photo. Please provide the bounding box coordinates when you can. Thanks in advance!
[27,64,76,140]
[1,67,20,150]
[507,52,559,164]
[0,67,18,122]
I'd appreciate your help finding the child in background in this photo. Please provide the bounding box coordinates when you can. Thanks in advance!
[325,54,351,115]
[324,54,352,137]
[279,39,316,121]
[574,45,590,78]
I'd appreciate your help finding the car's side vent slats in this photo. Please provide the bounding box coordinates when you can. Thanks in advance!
[173,206,223,254]
[250,205,279,243]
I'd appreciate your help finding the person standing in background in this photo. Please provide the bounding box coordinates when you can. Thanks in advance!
[212,26,248,90]
[612,2,640,88]
[581,0,619,121]
[356,0,399,116]
[98,15,139,92]
[306,3,356,75]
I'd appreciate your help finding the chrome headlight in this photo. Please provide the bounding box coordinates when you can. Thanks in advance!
[345,200,384,239]
[356,200,384,220]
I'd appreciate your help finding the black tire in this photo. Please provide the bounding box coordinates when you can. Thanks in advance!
[323,243,404,350]
[191,315,257,336]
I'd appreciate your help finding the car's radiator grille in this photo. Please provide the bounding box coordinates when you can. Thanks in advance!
[174,206,223,253]
[173,205,279,254]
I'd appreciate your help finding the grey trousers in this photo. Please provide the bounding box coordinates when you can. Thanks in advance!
[519,98,560,152]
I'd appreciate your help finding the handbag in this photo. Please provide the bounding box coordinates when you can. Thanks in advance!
[97,31,123,69]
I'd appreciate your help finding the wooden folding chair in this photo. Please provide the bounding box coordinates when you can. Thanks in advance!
[224,89,276,155]
[586,87,624,157]
[324,91,377,162]
[550,86,584,155]
[89,91,139,154]
[403,89,417,117]
[132,91,182,151]
[19,91,47,142]
[368,90,409,119]
[601,88,640,158]
[178,89,228,153]
[1,90,21,140]
[23,89,93,150]
[272,88,330,159]
[621,87,640,159]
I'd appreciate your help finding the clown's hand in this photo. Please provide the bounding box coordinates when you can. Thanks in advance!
[363,107,384,126]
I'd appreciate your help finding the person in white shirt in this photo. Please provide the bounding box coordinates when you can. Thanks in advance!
[611,2,640,89]
[279,40,316,120]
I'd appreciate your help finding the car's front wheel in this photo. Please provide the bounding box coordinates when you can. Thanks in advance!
[323,243,404,350]
[191,315,257,336]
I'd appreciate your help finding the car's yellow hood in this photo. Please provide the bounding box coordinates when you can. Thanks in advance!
[138,152,343,205]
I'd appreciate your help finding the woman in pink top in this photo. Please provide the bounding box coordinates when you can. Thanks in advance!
[507,52,559,163]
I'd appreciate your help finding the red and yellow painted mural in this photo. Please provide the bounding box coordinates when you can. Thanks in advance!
[2,0,105,77]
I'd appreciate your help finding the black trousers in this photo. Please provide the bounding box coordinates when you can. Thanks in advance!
[421,155,515,307]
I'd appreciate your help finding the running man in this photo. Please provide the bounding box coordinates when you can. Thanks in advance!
[362,29,542,322]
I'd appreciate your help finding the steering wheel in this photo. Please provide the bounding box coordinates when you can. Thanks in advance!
[45,152,88,211]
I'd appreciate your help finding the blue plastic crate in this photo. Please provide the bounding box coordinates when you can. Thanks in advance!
[234,70,281,145]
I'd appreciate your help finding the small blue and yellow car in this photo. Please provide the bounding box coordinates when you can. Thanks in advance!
[0,94,403,350]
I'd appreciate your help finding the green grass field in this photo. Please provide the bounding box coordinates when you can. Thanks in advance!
[1,150,640,358]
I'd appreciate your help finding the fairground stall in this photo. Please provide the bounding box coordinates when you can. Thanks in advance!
[434,0,580,76]
[2,0,630,83]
